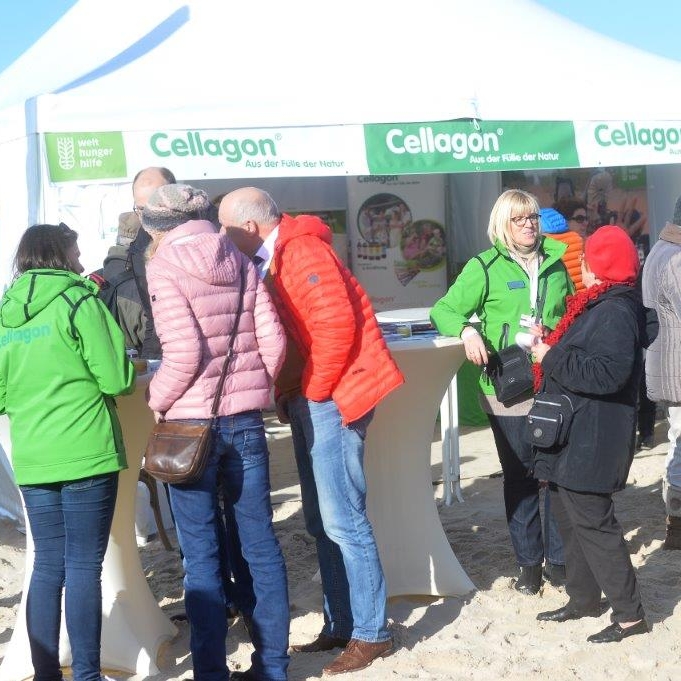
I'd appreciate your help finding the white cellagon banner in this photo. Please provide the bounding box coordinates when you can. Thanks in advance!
[346,175,447,312]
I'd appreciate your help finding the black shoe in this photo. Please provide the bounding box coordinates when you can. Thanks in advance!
[290,632,350,653]
[514,565,542,595]
[230,670,258,680]
[587,620,649,643]
[543,563,567,587]
[636,435,653,451]
[537,604,601,622]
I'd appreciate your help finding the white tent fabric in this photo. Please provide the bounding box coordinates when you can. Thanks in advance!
[4,0,681,133]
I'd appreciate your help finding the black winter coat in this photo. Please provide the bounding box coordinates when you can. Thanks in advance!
[128,228,162,359]
[534,286,653,494]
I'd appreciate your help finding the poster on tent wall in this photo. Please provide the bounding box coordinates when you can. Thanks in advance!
[502,165,650,254]
[346,175,447,312]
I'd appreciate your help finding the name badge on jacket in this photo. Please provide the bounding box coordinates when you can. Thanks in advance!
[507,280,526,290]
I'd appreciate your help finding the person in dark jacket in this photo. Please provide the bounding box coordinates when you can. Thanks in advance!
[531,225,653,644]
[101,211,146,353]
[129,166,176,359]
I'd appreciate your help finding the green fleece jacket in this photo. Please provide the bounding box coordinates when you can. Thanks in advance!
[0,270,136,484]
[430,237,573,395]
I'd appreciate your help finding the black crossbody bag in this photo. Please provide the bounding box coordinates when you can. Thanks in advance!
[526,393,574,450]
[484,278,548,405]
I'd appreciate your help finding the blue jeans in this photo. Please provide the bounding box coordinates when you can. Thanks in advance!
[487,413,564,567]
[217,490,255,617]
[288,396,390,643]
[169,411,289,681]
[20,473,118,681]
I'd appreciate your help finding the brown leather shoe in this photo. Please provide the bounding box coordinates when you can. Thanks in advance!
[322,638,393,675]
[290,632,350,653]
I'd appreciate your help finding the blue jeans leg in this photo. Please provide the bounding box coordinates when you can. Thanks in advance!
[216,411,289,681]
[217,483,255,617]
[289,396,389,643]
[488,413,564,567]
[170,412,289,681]
[169,444,229,681]
[21,473,118,681]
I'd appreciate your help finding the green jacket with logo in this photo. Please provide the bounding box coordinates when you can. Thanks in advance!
[430,237,573,395]
[0,270,136,484]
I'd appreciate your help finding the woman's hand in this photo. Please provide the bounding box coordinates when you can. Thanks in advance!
[462,328,489,366]
[532,342,551,364]
[529,323,546,341]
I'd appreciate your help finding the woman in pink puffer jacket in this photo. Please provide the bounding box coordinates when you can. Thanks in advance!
[142,184,290,681]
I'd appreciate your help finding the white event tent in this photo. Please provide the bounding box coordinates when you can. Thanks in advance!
[2,0,681,522]
[2,0,681,284]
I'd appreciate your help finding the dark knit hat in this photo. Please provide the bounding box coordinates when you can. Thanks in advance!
[116,211,141,246]
[539,208,568,234]
[141,183,211,232]
[584,225,639,284]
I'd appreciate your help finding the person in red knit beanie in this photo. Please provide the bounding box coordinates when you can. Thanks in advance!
[530,224,655,644]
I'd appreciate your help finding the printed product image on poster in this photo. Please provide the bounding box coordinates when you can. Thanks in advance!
[357,193,412,255]
[395,219,445,286]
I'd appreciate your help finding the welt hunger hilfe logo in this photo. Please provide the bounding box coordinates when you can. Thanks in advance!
[45,132,127,182]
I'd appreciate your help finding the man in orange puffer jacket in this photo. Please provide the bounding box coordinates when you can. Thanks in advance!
[219,187,404,677]
[540,207,584,291]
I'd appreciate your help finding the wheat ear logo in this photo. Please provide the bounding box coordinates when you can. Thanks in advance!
[57,137,75,170]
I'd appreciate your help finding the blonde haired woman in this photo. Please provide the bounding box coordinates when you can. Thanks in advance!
[431,189,573,594]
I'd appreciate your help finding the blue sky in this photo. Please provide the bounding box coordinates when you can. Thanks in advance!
[0,0,679,73]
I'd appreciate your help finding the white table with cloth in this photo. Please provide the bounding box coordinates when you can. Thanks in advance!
[0,373,176,681]
[365,333,474,597]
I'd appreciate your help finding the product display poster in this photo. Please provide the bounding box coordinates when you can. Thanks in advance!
[346,175,447,311]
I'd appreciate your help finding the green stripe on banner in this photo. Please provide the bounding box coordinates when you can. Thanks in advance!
[364,120,579,175]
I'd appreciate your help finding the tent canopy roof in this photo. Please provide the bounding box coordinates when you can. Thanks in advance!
[2,0,681,134]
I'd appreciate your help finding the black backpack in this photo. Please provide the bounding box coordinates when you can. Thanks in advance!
[90,265,136,324]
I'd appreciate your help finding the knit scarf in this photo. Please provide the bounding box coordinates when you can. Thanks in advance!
[532,281,634,391]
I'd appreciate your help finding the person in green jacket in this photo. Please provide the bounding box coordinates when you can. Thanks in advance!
[0,223,135,681]
[431,189,573,596]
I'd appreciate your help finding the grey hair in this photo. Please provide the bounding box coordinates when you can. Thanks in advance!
[229,188,281,226]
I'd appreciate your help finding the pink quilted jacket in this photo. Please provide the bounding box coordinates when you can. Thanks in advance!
[146,220,286,420]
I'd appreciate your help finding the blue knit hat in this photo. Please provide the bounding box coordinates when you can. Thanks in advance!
[539,208,568,234]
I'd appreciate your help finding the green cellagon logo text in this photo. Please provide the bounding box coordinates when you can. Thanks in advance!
[594,122,681,153]
[364,121,579,174]
[150,131,278,163]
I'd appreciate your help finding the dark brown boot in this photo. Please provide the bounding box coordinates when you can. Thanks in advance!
[322,638,393,675]
[664,515,681,550]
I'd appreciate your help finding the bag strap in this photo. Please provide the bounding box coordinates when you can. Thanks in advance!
[535,275,548,322]
[210,262,247,419]
[497,322,510,350]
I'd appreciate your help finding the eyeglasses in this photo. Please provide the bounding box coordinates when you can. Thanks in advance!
[510,213,539,227]
[570,215,588,224]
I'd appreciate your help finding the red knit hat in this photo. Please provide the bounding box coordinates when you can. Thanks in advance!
[584,225,639,284]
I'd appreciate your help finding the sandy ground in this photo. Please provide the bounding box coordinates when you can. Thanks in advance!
[2,416,681,681]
